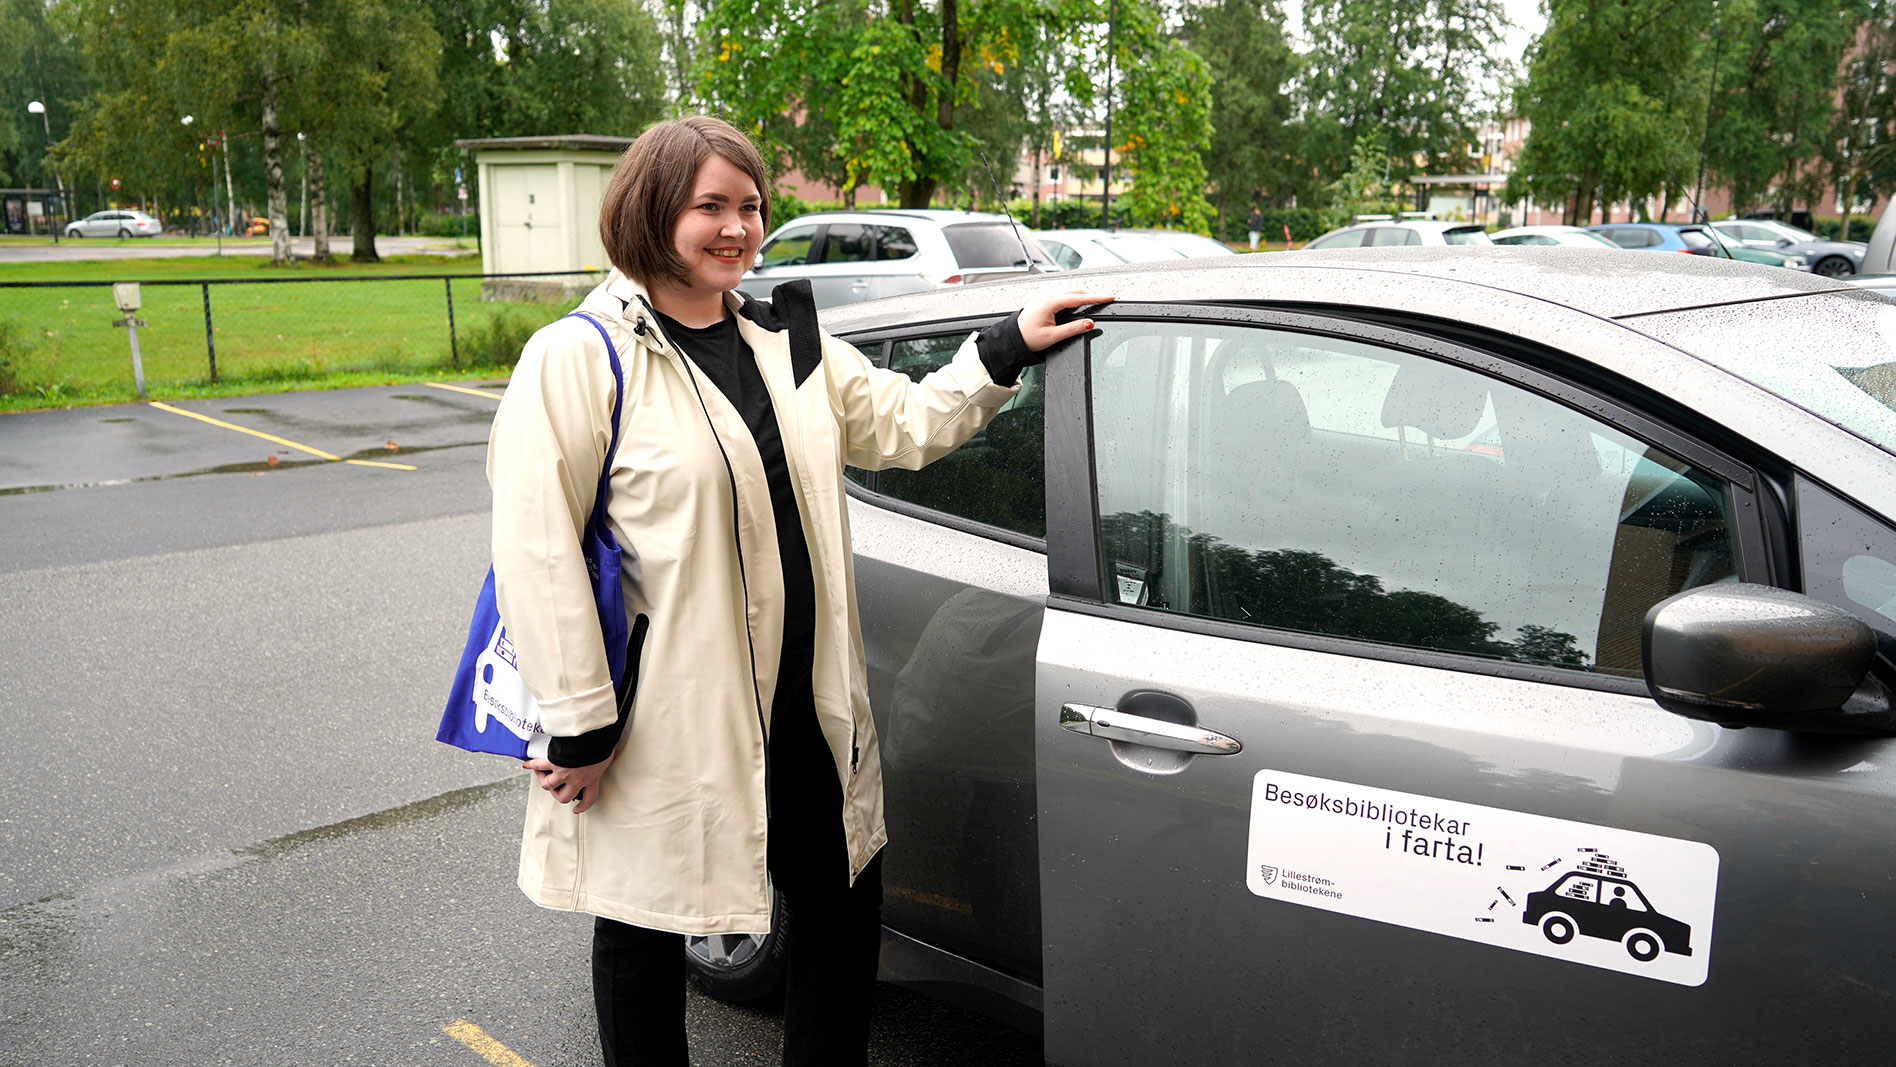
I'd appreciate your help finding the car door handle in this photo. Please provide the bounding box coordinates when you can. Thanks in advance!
[1059,703,1243,755]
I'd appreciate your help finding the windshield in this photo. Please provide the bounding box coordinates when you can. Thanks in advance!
[1444,227,1492,245]
[1767,221,1820,242]
[1098,235,1187,263]
[942,222,1052,268]
[1562,231,1622,248]
[1628,291,1896,456]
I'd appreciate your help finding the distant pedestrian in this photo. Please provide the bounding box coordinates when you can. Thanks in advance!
[1247,205,1264,251]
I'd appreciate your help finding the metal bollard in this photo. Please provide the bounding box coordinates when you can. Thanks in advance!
[110,282,149,399]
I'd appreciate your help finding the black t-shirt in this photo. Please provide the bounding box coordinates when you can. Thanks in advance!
[653,308,818,665]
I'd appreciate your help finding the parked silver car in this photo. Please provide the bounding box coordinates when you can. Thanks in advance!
[64,209,162,238]
[690,248,1896,1064]
[1711,217,1865,277]
[735,209,1055,309]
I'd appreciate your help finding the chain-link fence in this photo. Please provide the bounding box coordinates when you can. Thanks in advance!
[0,270,605,398]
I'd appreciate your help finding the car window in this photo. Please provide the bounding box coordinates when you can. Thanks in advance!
[1796,478,1896,657]
[1098,235,1185,262]
[875,225,918,261]
[1367,228,1410,247]
[940,222,1048,268]
[1305,229,1364,249]
[1679,230,1714,250]
[872,332,1045,538]
[823,223,876,264]
[1444,227,1490,245]
[758,225,818,267]
[1041,240,1083,272]
[1088,320,1737,676]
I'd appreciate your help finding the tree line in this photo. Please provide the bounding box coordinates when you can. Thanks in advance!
[3,0,1891,264]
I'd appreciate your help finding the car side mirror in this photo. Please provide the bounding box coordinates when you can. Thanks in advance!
[1643,584,1895,734]
[1776,237,1792,248]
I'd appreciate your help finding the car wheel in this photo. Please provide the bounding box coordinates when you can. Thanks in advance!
[1540,913,1576,945]
[1813,256,1855,277]
[1624,930,1662,963]
[117,227,131,239]
[683,888,789,1004]
[67,228,82,238]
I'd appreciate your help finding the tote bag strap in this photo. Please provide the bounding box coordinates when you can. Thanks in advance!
[562,311,625,527]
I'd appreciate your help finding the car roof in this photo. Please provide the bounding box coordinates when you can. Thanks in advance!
[773,209,1020,228]
[1492,225,1593,236]
[1589,222,1701,231]
[822,246,1855,333]
[1331,219,1485,235]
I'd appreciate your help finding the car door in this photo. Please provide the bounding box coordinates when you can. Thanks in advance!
[839,322,1050,1025]
[1034,305,1896,1064]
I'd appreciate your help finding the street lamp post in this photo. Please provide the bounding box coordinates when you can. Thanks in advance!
[26,100,63,243]
[181,115,221,254]
[1101,0,1115,230]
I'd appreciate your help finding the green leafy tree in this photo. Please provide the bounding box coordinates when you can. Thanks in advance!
[1182,0,1301,237]
[1506,0,1713,225]
[1704,0,1868,216]
[1297,0,1512,186]
[1832,2,1896,238]
[699,0,1125,210]
[1112,0,1216,230]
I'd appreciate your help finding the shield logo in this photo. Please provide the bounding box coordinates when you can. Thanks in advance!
[1259,864,1278,885]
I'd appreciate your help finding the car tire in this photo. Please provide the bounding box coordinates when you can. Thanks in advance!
[67,229,82,238]
[117,227,131,239]
[1624,930,1662,963]
[1813,256,1855,277]
[683,887,789,1005]
[1540,913,1576,946]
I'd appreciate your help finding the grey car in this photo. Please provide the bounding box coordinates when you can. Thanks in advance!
[1711,217,1866,276]
[691,248,1896,1064]
[735,209,1055,309]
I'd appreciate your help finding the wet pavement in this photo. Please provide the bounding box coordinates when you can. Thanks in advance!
[0,386,1041,1066]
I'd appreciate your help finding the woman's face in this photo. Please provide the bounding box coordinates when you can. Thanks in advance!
[669,153,764,297]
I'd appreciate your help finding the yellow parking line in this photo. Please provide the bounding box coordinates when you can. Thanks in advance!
[442,1019,537,1067]
[426,381,504,400]
[149,401,341,461]
[149,401,418,471]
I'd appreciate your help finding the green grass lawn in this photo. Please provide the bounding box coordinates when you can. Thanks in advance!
[0,252,590,410]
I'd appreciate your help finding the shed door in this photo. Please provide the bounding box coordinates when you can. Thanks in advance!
[491,165,563,273]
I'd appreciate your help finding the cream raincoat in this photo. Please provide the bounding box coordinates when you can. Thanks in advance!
[488,270,1018,935]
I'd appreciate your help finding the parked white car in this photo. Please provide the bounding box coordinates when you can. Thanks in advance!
[1304,219,1492,248]
[1490,225,1624,248]
[64,209,162,239]
[736,210,1055,309]
[1032,228,1187,271]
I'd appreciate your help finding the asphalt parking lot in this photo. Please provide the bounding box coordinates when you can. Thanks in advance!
[0,384,1041,1066]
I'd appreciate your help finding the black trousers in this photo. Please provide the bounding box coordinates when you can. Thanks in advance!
[592,640,882,1067]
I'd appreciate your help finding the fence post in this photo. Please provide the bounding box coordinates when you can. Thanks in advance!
[444,276,459,369]
[200,282,218,382]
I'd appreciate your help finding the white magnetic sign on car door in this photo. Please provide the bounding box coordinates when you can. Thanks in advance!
[1246,770,1718,986]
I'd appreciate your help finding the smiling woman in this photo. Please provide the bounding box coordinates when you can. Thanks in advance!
[478,114,1108,1067]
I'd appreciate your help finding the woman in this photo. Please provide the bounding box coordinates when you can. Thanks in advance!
[487,115,1108,1066]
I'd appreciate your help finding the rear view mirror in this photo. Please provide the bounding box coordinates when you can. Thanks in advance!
[1643,584,1895,734]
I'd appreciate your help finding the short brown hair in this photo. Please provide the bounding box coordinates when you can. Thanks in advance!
[599,116,772,284]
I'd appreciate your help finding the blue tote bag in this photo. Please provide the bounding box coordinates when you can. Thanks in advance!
[437,312,629,759]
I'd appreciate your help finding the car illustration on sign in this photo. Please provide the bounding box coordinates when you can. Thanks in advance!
[1522,853,1693,962]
